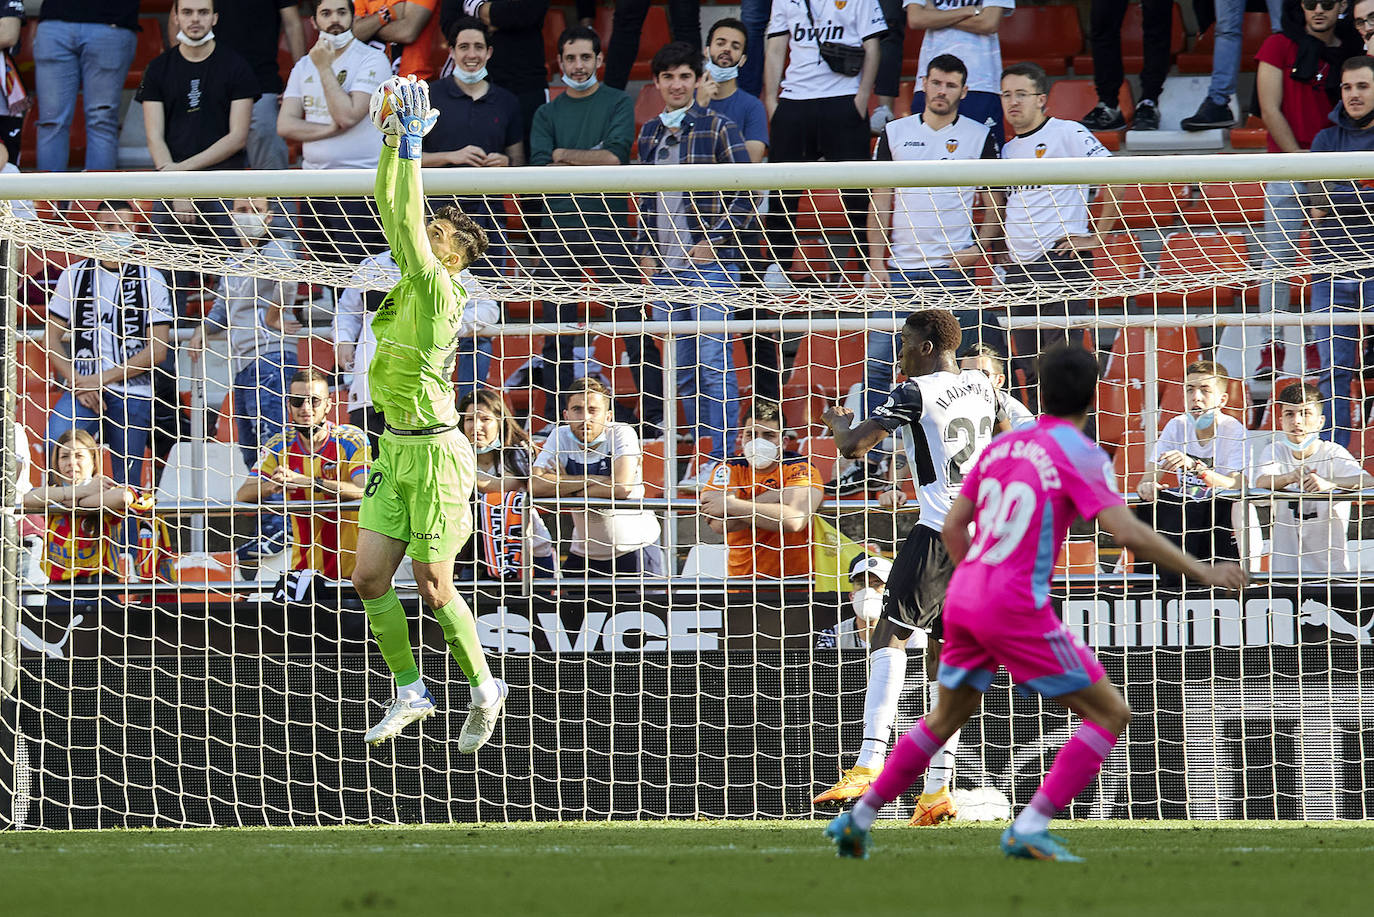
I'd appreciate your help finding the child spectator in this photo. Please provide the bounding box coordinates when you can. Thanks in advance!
[457,389,556,580]
[531,377,663,575]
[1134,361,1248,584]
[700,399,826,579]
[1252,382,1374,574]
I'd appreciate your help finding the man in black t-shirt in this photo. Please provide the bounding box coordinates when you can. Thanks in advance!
[137,0,259,299]
[169,0,304,170]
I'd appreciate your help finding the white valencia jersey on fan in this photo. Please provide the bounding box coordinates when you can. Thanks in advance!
[1001,117,1110,263]
[903,0,1015,95]
[874,113,999,270]
[767,0,887,100]
[1252,439,1364,574]
[871,369,1005,531]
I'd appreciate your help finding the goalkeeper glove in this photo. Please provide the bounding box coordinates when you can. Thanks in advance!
[369,76,408,136]
[462,0,486,16]
[391,75,439,160]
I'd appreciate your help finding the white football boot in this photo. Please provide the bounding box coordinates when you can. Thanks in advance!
[364,688,437,745]
[457,679,508,754]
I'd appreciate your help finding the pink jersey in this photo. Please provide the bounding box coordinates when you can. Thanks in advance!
[949,416,1124,609]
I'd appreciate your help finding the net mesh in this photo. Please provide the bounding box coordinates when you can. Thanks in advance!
[3,165,1374,828]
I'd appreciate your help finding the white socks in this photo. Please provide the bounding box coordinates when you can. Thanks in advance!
[856,647,906,770]
[922,682,960,795]
[398,676,429,701]
[1012,805,1051,836]
[851,797,880,833]
[471,675,503,708]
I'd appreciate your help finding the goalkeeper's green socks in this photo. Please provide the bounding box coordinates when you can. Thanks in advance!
[433,593,493,691]
[362,589,420,687]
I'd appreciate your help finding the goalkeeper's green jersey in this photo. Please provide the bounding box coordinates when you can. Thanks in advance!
[367,144,469,430]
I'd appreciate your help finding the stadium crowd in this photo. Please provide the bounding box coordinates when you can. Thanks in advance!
[9,0,1374,628]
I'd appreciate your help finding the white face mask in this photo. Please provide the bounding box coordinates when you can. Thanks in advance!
[322,29,354,51]
[109,232,138,251]
[176,29,215,48]
[851,587,884,623]
[455,65,488,85]
[562,73,598,91]
[232,211,271,240]
[705,60,739,82]
[742,437,780,470]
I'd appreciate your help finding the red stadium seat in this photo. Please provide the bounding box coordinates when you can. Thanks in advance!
[1149,231,1251,308]
[900,27,925,77]
[641,439,667,497]
[1072,4,1184,75]
[126,17,166,89]
[796,189,848,232]
[544,7,568,72]
[634,83,663,137]
[801,435,840,485]
[1229,115,1270,150]
[1112,432,1150,497]
[1000,6,1083,76]
[1181,181,1267,226]
[1046,78,1133,149]
[1177,13,1270,74]
[1110,183,1184,230]
[1054,540,1099,577]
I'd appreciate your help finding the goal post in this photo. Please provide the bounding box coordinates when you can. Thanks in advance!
[2,153,1374,828]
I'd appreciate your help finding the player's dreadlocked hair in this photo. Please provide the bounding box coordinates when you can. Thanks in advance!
[903,309,963,354]
[433,204,490,267]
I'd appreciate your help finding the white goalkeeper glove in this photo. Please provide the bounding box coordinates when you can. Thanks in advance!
[462,0,486,16]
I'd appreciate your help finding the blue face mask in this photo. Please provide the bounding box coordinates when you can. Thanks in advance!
[1283,432,1321,454]
[1187,408,1217,432]
[454,65,488,85]
[660,105,690,129]
[561,72,598,91]
[705,60,739,82]
[475,438,502,454]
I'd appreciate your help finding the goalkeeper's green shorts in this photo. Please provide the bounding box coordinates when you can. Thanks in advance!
[359,427,477,564]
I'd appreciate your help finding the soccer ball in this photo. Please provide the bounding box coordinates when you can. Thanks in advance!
[369,77,408,134]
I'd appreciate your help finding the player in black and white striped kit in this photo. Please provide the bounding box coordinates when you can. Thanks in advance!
[814,309,1008,825]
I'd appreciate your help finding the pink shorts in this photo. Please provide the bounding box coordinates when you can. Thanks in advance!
[938,591,1106,698]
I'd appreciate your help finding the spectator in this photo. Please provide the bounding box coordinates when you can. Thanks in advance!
[1182,0,1286,130]
[904,0,1011,144]
[600,0,700,90]
[1356,0,1374,54]
[169,0,304,171]
[1080,0,1169,131]
[865,53,1001,420]
[1307,54,1374,446]
[187,196,301,470]
[456,389,557,579]
[530,25,662,432]
[530,376,664,575]
[998,62,1118,405]
[1253,0,1360,376]
[235,368,372,581]
[354,0,443,80]
[959,343,1035,429]
[279,0,390,264]
[816,555,913,649]
[737,0,770,96]
[700,399,825,579]
[763,0,885,283]
[635,41,755,463]
[44,201,174,488]
[1252,382,1374,574]
[22,429,140,584]
[32,0,139,172]
[424,16,525,270]
[440,0,551,150]
[870,0,907,134]
[1133,361,1247,586]
[0,1,25,167]
[138,0,260,295]
[696,16,778,405]
[335,248,501,449]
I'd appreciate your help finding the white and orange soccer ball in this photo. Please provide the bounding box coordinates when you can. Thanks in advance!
[369,76,410,135]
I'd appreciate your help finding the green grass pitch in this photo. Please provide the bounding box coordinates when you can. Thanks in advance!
[2,821,1370,917]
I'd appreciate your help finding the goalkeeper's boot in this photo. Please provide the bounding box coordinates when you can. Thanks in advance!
[457,679,508,754]
[825,812,872,860]
[1000,826,1085,863]
[365,688,437,745]
[909,787,958,826]
[812,766,879,805]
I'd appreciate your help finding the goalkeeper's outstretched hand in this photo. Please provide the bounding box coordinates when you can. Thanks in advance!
[370,75,438,159]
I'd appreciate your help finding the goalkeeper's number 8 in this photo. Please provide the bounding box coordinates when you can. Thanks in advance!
[365,471,383,497]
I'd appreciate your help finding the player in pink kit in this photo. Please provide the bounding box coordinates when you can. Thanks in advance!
[826,345,1248,861]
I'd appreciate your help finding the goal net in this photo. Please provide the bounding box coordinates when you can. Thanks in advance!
[2,154,1374,828]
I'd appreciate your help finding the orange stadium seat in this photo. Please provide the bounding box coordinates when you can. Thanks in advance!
[1046,78,1133,149]
[1229,115,1270,149]
[999,6,1082,76]
[1149,231,1251,308]
[1177,12,1270,74]
[544,7,568,72]
[641,439,667,497]
[1055,540,1099,577]
[1112,431,1150,496]
[634,83,663,136]
[1111,183,1184,230]
[900,27,925,77]
[796,189,848,232]
[126,17,166,89]
[800,435,840,485]
[1182,181,1268,226]
[1072,4,1185,75]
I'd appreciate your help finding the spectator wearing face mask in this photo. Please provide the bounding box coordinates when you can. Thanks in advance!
[699,399,826,579]
[816,555,928,650]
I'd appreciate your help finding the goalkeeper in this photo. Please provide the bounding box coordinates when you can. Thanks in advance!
[351,75,506,749]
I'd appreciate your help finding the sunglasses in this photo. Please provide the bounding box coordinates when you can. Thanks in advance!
[287,394,327,408]
[1301,0,1340,10]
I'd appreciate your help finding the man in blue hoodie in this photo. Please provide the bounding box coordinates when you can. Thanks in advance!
[1307,54,1374,448]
